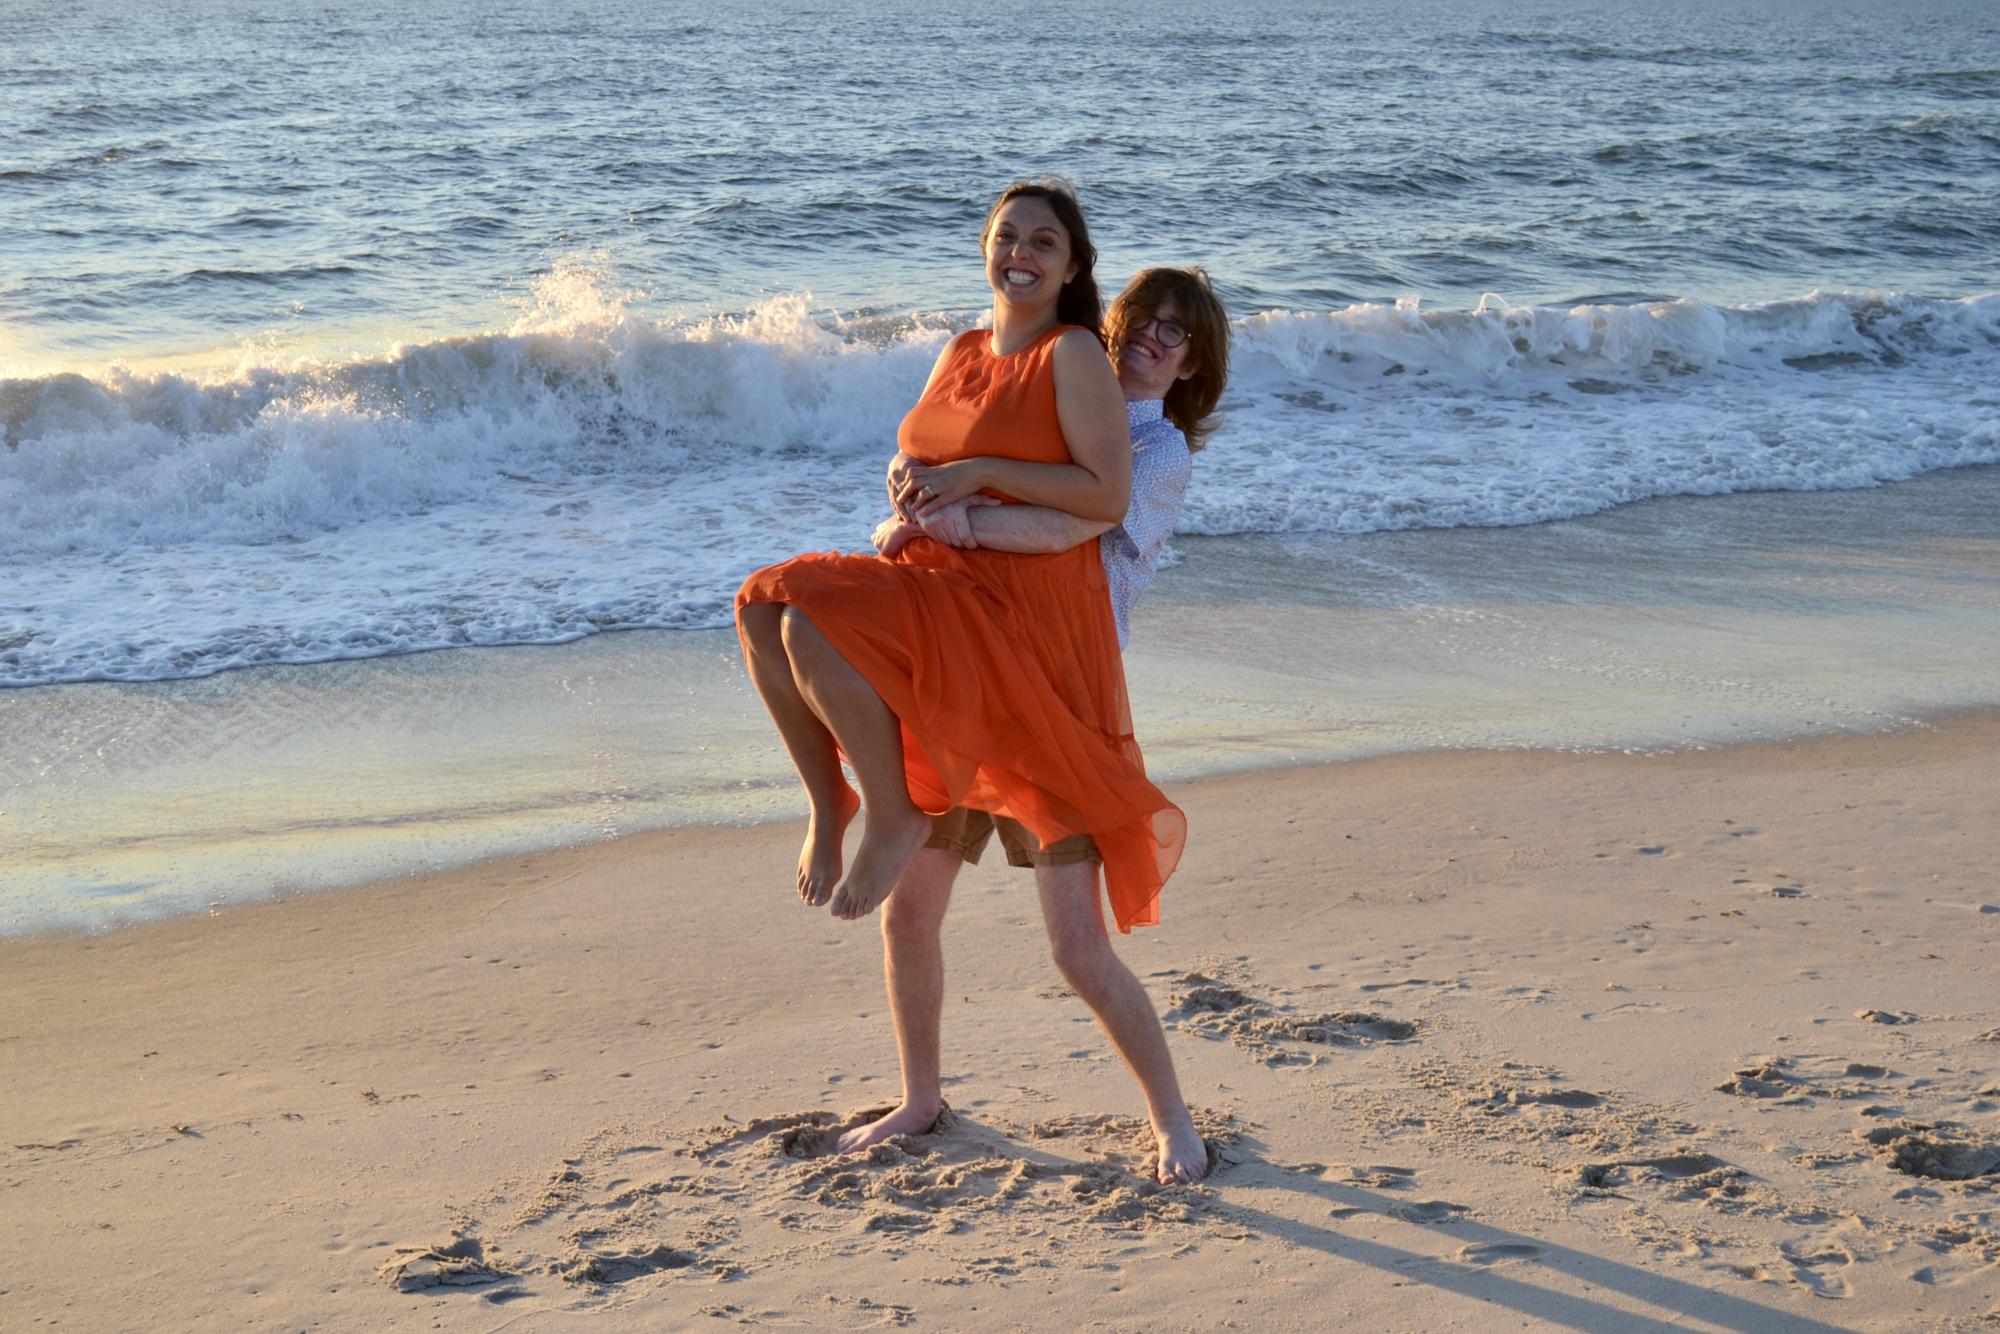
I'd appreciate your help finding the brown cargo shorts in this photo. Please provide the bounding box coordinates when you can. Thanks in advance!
[925,807,1100,869]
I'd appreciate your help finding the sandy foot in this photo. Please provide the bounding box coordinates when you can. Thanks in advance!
[1155,1118,1211,1185]
[835,1100,947,1154]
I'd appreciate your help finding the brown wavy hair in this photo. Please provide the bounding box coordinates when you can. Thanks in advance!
[1105,267,1231,450]
[980,179,1103,344]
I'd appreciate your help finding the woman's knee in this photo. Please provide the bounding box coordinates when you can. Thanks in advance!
[777,605,825,658]
[738,601,785,655]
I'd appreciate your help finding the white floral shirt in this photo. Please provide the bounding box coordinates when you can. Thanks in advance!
[1101,398,1192,648]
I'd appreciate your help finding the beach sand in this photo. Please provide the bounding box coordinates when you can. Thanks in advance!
[6,715,1997,1330]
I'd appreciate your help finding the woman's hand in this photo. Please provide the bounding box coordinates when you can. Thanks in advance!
[902,459,993,518]
[886,452,919,519]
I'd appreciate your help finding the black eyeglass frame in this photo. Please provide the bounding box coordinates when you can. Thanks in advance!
[1125,314,1191,350]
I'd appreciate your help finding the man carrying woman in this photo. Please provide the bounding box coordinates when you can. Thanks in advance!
[736,181,1229,1185]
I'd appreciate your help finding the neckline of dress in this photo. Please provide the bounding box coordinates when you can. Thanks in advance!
[983,322,1066,361]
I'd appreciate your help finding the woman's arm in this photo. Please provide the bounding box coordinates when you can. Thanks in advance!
[904,330,1133,524]
[887,340,966,518]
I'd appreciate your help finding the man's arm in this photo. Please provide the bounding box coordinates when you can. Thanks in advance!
[962,504,1113,553]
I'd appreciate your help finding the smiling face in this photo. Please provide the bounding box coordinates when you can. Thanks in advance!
[983,195,1078,312]
[1114,294,1196,401]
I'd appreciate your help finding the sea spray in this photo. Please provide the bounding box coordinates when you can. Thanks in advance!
[3,274,1996,687]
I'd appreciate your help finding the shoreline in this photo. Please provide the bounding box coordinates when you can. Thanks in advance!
[6,715,1996,1328]
[4,699,1996,952]
[8,465,2000,937]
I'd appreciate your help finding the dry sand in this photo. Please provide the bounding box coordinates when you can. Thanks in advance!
[5,712,1997,1330]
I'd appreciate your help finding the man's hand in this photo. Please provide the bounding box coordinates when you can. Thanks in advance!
[872,515,919,559]
[915,496,999,548]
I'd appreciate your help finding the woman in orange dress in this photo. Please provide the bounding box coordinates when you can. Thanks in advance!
[735,182,1184,934]
[735,180,1202,1181]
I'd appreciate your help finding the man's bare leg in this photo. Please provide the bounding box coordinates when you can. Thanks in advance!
[1038,863,1208,1185]
[778,607,929,920]
[835,847,961,1152]
[736,602,858,906]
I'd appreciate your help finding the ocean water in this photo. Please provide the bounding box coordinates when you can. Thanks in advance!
[4,0,1999,687]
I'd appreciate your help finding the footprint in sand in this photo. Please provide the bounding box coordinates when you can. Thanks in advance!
[820,1295,917,1328]
[1861,1122,2000,1181]
[1855,1008,1920,1025]
[1573,1152,1750,1206]
[1579,1001,1672,1021]
[1732,878,1804,898]
[377,1232,514,1294]
[1460,1077,1605,1112]
[1779,1241,1856,1299]
[1456,1241,1542,1265]
[1323,1164,1417,1189]
[1167,970,1417,1066]
[555,1241,696,1286]
[1716,1057,1811,1101]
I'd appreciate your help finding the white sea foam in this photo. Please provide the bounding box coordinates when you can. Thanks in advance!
[3,272,1997,686]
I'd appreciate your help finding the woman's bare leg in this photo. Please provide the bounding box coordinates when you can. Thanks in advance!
[778,607,930,920]
[1038,863,1208,1185]
[737,602,858,906]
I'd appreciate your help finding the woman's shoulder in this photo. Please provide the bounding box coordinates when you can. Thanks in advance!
[942,328,989,358]
[1049,325,1113,376]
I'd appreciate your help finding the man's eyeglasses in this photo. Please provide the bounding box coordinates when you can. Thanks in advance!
[1127,315,1190,349]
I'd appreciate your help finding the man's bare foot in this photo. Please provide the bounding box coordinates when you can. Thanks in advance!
[798,784,861,907]
[828,806,931,921]
[834,1100,943,1154]
[1155,1118,1209,1185]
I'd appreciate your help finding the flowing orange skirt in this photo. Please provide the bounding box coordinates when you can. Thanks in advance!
[736,534,1183,931]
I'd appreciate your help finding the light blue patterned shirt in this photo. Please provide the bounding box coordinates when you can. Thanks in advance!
[1101,398,1193,648]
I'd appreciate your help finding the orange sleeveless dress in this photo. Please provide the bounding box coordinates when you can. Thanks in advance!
[735,325,1184,931]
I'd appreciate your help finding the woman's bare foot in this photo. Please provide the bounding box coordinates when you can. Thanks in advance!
[798,783,861,907]
[1155,1118,1209,1186]
[834,1099,943,1154]
[828,806,931,921]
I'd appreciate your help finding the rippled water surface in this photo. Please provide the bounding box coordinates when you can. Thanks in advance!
[4,0,1997,360]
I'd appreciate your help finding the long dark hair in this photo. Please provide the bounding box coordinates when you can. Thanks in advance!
[981,178,1104,344]
[1105,267,1231,450]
